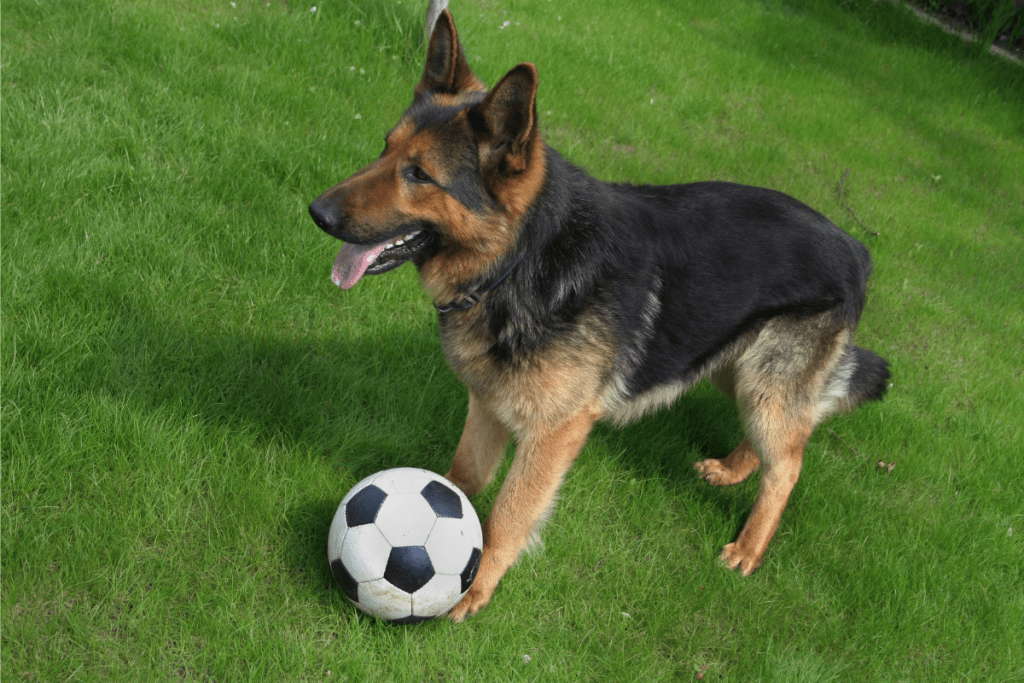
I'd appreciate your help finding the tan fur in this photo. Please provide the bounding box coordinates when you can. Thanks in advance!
[694,312,853,575]
[446,392,512,497]
[418,131,545,303]
[720,416,811,576]
[438,303,618,622]
[315,112,526,305]
[442,304,615,432]
[447,399,603,623]
[693,438,760,486]
[421,69,548,303]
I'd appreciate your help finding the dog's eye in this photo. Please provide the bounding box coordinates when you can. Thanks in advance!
[406,166,433,184]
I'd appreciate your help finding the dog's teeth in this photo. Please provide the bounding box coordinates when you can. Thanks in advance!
[381,231,420,252]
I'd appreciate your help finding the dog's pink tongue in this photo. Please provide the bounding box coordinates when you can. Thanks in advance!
[331,242,388,289]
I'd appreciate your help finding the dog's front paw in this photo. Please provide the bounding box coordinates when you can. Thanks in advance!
[446,546,508,622]
[720,542,762,577]
[447,580,496,623]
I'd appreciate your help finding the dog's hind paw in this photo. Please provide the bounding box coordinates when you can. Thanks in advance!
[694,440,761,486]
[695,458,752,486]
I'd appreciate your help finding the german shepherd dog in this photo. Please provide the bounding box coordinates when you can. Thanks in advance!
[309,10,889,621]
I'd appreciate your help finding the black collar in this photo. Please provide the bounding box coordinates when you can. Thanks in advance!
[433,255,524,314]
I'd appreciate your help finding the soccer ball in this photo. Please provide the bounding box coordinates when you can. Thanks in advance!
[327,467,483,623]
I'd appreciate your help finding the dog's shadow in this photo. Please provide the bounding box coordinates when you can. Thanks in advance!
[34,275,751,595]
[589,384,755,516]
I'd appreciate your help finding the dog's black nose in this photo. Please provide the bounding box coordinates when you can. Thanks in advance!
[308,199,331,231]
[308,195,342,235]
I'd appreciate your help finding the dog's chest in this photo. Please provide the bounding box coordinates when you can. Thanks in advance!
[437,307,618,430]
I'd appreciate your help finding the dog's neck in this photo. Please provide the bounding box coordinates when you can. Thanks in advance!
[433,253,524,314]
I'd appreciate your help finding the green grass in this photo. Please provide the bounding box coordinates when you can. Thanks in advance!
[3,0,1023,680]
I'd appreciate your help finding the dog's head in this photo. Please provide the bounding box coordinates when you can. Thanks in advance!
[309,10,546,303]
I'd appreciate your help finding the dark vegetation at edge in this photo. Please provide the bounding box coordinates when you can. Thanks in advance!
[908,0,1024,54]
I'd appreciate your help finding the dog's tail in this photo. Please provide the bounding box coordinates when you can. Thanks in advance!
[820,345,891,418]
[846,346,891,406]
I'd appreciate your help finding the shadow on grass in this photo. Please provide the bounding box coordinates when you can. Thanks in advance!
[10,264,761,551]
[281,496,347,605]
[593,387,758,534]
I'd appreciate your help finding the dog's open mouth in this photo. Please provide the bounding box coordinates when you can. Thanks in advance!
[331,229,432,289]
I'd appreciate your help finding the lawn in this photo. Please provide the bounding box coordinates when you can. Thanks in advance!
[2,0,1022,680]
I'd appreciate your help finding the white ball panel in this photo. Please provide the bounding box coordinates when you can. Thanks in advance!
[327,508,348,562]
[340,524,391,582]
[359,578,414,620]
[374,493,437,547]
[424,517,478,575]
[372,467,445,494]
[412,573,464,617]
[462,502,483,546]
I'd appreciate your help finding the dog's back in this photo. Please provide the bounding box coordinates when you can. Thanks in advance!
[465,147,888,424]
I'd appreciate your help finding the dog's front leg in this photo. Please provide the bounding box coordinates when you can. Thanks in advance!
[445,391,512,497]
[447,405,600,622]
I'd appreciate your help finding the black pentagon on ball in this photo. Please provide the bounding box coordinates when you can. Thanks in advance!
[330,558,360,604]
[346,484,387,527]
[384,546,435,594]
[460,547,482,593]
[420,480,463,519]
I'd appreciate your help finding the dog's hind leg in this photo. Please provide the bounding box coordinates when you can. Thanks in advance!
[445,392,512,497]
[695,438,761,486]
[719,414,813,576]
[696,363,761,486]
[716,314,851,576]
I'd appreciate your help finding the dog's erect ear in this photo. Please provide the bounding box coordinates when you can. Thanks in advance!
[416,10,485,97]
[470,63,539,173]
